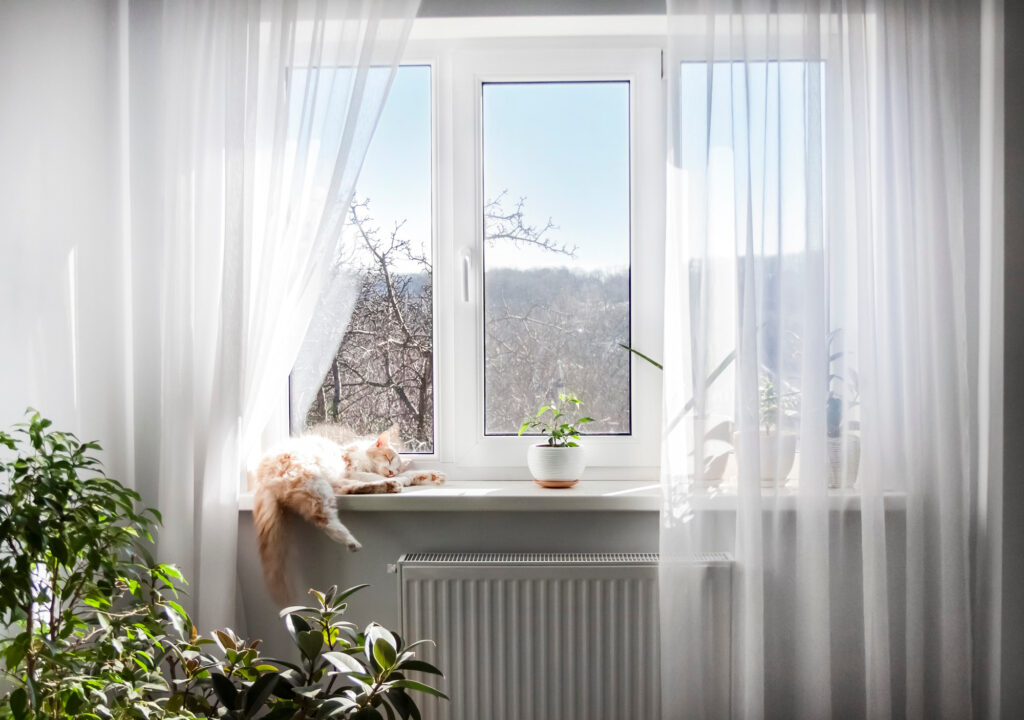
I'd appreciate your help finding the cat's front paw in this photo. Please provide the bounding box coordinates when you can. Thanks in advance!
[348,539,362,552]
[410,470,445,486]
[384,479,403,494]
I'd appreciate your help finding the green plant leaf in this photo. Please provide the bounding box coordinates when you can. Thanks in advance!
[366,623,398,652]
[385,687,421,720]
[374,637,398,671]
[214,629,237,652]
[619,343,664,370]
[351,708,384,720]
[332,583,370,605]
[284,613,312,645]
[389,679,449,700]
[396,659,443,676]
[315,699,351,719]
[278,605,318,617]
[243,672,279,718]
[297,629,324,661]
[323,651,365,674]
[210,672,238,708]
[9,688,27,720]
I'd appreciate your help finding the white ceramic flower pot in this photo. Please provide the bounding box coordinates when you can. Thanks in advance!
[759,432,797,487]
[527,444,586,488]
[733,430,797,487]
[827,435,861,489]
[689,439,734,486]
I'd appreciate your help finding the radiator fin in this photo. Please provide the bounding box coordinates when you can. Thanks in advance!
[400,551,658,565]
[400,551,729,565]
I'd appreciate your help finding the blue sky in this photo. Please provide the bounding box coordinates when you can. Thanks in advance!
[680,61,823,257]
[354,62,822,268]
[350,65,432,269]
[354,67,631,274]
[482,81,629,271]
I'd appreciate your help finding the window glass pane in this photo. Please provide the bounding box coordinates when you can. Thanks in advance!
[300,66,434,452]
[482,81,631,435]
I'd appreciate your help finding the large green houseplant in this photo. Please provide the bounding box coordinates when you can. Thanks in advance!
[0,412,445,719]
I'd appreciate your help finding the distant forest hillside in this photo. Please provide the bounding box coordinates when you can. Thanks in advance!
[484,266,630,435]
[304,265,631,451]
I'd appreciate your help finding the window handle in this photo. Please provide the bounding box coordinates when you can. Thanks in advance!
[461,250,472,302]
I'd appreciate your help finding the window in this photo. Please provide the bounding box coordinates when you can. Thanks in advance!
[448,47,664,473]
[296,65,435,452]
[292,42,665,478]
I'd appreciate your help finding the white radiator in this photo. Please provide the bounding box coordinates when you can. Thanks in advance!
[396,552,732,720]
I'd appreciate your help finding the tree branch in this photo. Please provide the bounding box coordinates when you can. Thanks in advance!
[484,191,575,257]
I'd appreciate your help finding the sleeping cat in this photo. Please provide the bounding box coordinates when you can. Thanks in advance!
[253,425,444,603]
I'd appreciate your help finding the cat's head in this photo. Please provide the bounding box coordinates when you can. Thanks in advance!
[365,426,404,477]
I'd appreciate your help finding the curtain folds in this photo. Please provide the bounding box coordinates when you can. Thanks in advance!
[660,1,987,718]
[129,0,419,630]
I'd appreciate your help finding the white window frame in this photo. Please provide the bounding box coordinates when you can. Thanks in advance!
[433,39,666,479]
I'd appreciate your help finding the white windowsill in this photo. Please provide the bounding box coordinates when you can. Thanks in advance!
[237,480,906,513]
[238,480,662,512]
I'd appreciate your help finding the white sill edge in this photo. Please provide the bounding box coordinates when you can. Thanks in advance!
[237,480,907,513]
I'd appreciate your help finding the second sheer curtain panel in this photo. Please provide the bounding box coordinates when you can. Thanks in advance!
[129,0,419,629]
[661,1,984,719]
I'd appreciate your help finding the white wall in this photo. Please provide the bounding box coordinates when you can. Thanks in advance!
[0,0,133,483]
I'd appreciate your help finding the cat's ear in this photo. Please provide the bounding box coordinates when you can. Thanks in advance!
[375,431,390,448]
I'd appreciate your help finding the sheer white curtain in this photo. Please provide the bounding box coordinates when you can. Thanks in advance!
[661,1,988,718]
[129,0,419,630]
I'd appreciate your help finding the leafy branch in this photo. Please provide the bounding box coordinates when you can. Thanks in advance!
[517,393,594,447]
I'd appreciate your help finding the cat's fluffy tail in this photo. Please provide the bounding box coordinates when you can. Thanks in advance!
[253,484,291,605]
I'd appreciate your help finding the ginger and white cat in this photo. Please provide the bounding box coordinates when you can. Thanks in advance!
[253,425,444,603]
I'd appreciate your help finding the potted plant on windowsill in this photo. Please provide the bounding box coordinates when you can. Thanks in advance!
[827,329,861,488]
[826,393,861,489]
[731,373,799,488]
[518,393,593,488]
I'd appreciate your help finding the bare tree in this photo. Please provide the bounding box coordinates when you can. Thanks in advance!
[484,267,629,434]
[304,192,629,448]
[305,198,435,450]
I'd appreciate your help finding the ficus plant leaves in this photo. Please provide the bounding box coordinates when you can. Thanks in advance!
[0,412,446,720]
